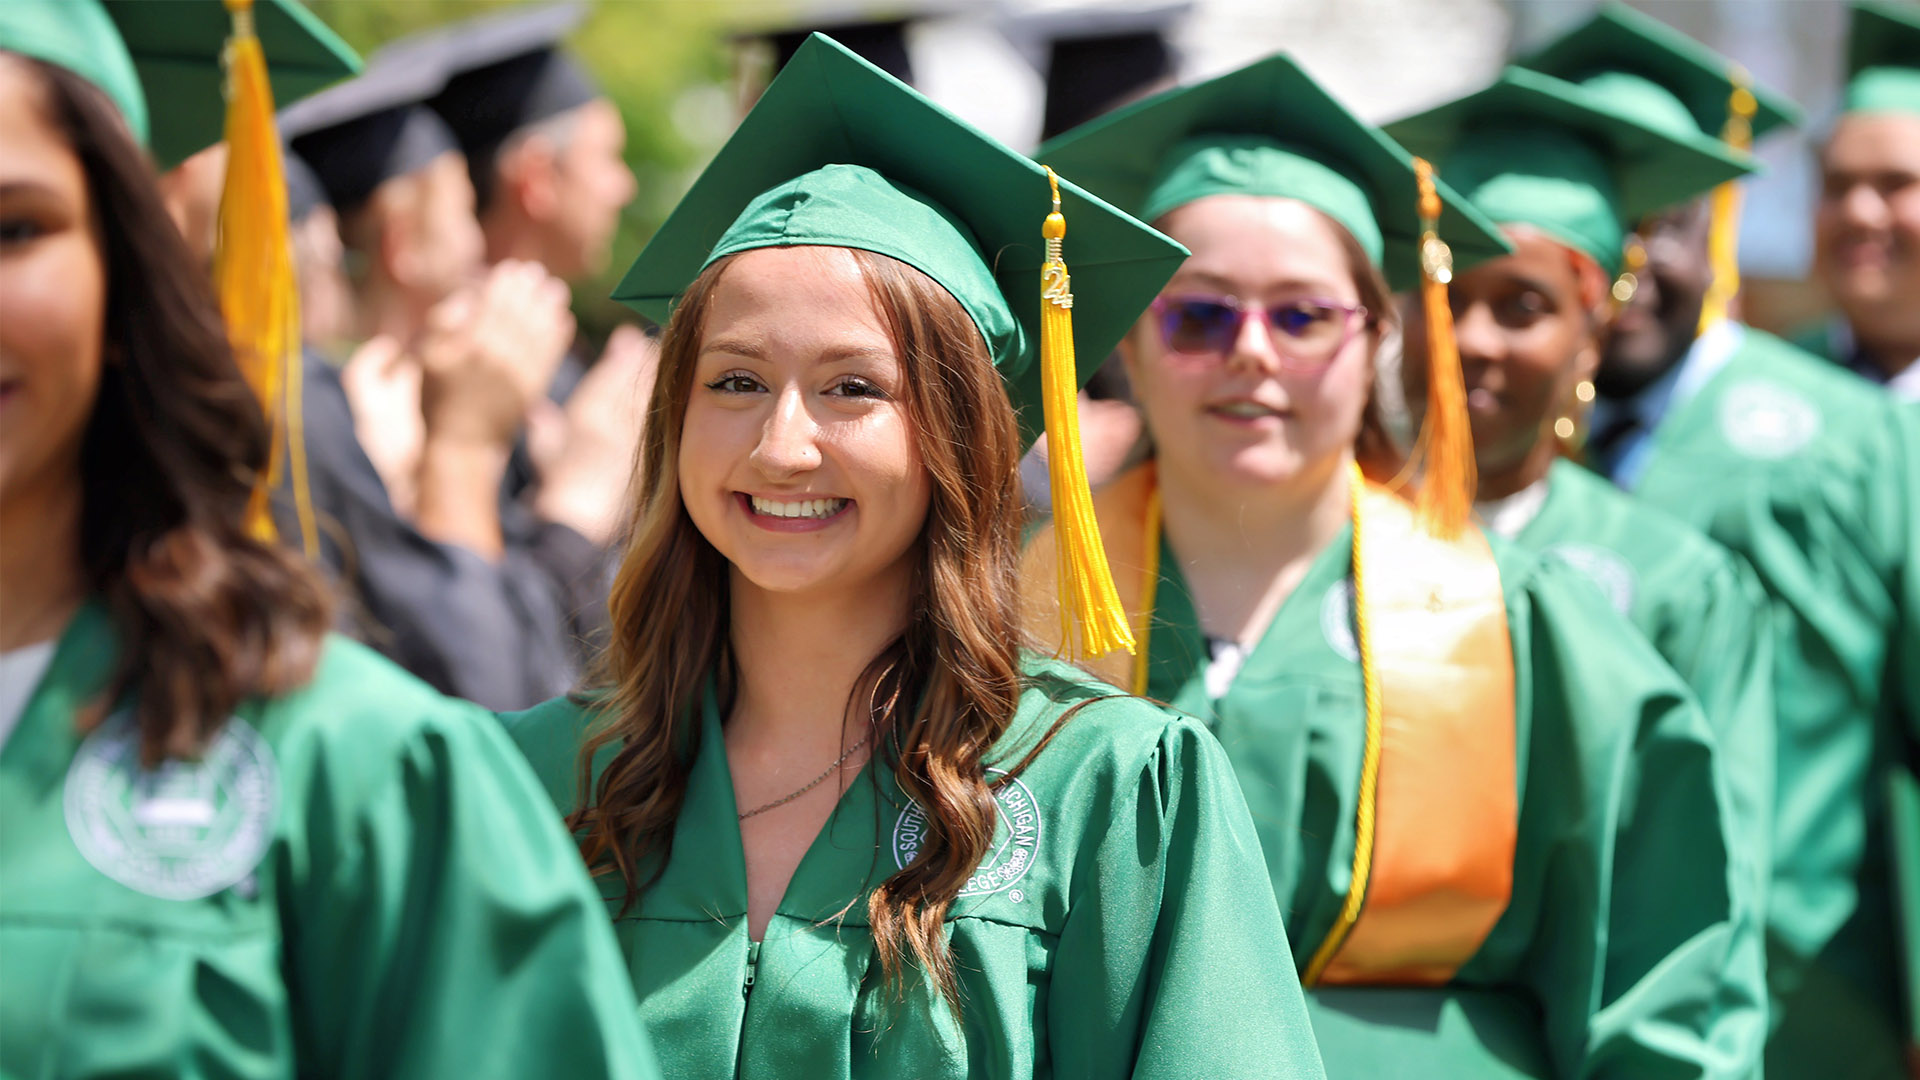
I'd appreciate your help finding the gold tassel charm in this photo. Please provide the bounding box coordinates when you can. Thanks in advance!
[215,0,316,554]
[1039,167,1134,659]
[1408,158,1475,539]
[1697,66,1757,335]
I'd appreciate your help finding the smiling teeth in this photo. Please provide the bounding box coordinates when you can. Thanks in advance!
[750,496,847,519]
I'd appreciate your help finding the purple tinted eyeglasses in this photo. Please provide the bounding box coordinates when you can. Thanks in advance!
[1150,294,1371,370]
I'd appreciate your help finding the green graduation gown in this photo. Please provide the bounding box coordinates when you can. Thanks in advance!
[1617,327,1920,1075]
[1510,458,1775,896]
[0,603,659,1080]
[1133,522,1766,1079]
[501,656,1329,1080]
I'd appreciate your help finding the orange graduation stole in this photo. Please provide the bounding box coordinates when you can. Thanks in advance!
[1019,461,1517,985]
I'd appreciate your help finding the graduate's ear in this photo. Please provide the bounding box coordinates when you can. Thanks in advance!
[501,134,563,222]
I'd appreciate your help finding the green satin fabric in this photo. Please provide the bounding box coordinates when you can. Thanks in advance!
[501,657,1328,1080]
[1135,522,1767,1078]
[1519,458,1776,907]
[0,604,657,1080]
[1624,327,1920,1077]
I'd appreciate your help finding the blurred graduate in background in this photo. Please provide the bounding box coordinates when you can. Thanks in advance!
[1800,1,1920,402]
[1519,4,1920,1071]
[277,55,587,711]
[0,2,658,1074]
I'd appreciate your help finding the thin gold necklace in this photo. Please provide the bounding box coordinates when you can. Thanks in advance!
[736,727,874,821]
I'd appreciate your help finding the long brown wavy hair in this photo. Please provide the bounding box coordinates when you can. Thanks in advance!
[571,246,1031,1013]
[20,58,332,761]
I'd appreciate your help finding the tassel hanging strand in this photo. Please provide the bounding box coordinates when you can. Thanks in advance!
[1408,158,1476,539]
[1039,167,1134,659]
[214,0,316,555]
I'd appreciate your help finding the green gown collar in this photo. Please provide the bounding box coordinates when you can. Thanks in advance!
[1146,520,1356,708]
[641,680,902,929]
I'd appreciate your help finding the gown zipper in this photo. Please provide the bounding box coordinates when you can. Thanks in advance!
[743,939,761,998]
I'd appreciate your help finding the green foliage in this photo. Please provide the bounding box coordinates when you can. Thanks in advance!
[304,0,750,334]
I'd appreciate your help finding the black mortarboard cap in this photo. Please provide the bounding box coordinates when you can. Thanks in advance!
[279,56,461,211]
[1027,4,1190,140]
[375,1,600,194]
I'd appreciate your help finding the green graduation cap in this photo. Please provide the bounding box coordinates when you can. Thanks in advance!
[1846,1,1920,116]
[0,0,359,168]
[1517,0,1801,145]
[1386,66,1757,275]
[616,32,1186,658]
[1033,51,1512,292]
[614,32,1187,448]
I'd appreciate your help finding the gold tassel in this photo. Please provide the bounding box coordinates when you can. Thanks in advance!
[1039,167,1134,659]
[1408,158,1475,539]
[1697,67,1756,335]
[214,0,316,555]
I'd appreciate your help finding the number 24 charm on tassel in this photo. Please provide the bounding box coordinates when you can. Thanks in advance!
[1037,167,1134,660]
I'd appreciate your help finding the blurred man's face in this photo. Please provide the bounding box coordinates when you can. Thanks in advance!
[1598,198,1712,399]
[1814,112,1920,353]
[547,99,636,279]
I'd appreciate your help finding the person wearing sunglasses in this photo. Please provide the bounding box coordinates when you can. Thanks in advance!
[1386,62,1778,999]
[1024,53,1764,1077]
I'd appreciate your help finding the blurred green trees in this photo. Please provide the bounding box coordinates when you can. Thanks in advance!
[306,0,759,333]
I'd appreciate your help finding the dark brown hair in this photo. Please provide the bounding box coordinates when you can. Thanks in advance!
[23,58,331,760]
[572,246,1031,1012]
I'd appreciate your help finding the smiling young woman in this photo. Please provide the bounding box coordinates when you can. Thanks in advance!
[0,4,657,1077]
[1388,66,1778,965]
[1023,53,1767,1077]
[498,35,1328,1080]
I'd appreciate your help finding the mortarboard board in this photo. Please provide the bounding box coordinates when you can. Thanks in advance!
[1038,51,1518,537]
[1385,66,1756,275]
[1517,1,1802,144]
[1035,52,1510,292]
[615,33,1188,656]
[279,57,462,211]
[1022,3,1191,141]
[0,0,359,168]
[373,1,600,198]
[1845,1,1920,116]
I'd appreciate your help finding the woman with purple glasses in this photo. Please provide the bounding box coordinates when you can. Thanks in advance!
[1020,54,1763,1078]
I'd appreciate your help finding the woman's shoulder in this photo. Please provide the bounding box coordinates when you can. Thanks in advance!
[1003,653,1215,784]
[495,691,611,814]
[246,634,529,794]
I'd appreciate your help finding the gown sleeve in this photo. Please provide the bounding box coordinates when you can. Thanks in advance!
[1046,709,1328,1079]
[281,352,580,711]
[279,676,657,1080]
[1508,561,1768,1080]
[1656,551,1777,914]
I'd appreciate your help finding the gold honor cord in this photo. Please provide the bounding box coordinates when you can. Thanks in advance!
[1697,67,1757,336]
[1301,461,1386,987]
[1128,482,1164,698]
[1122,461,1385,985]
